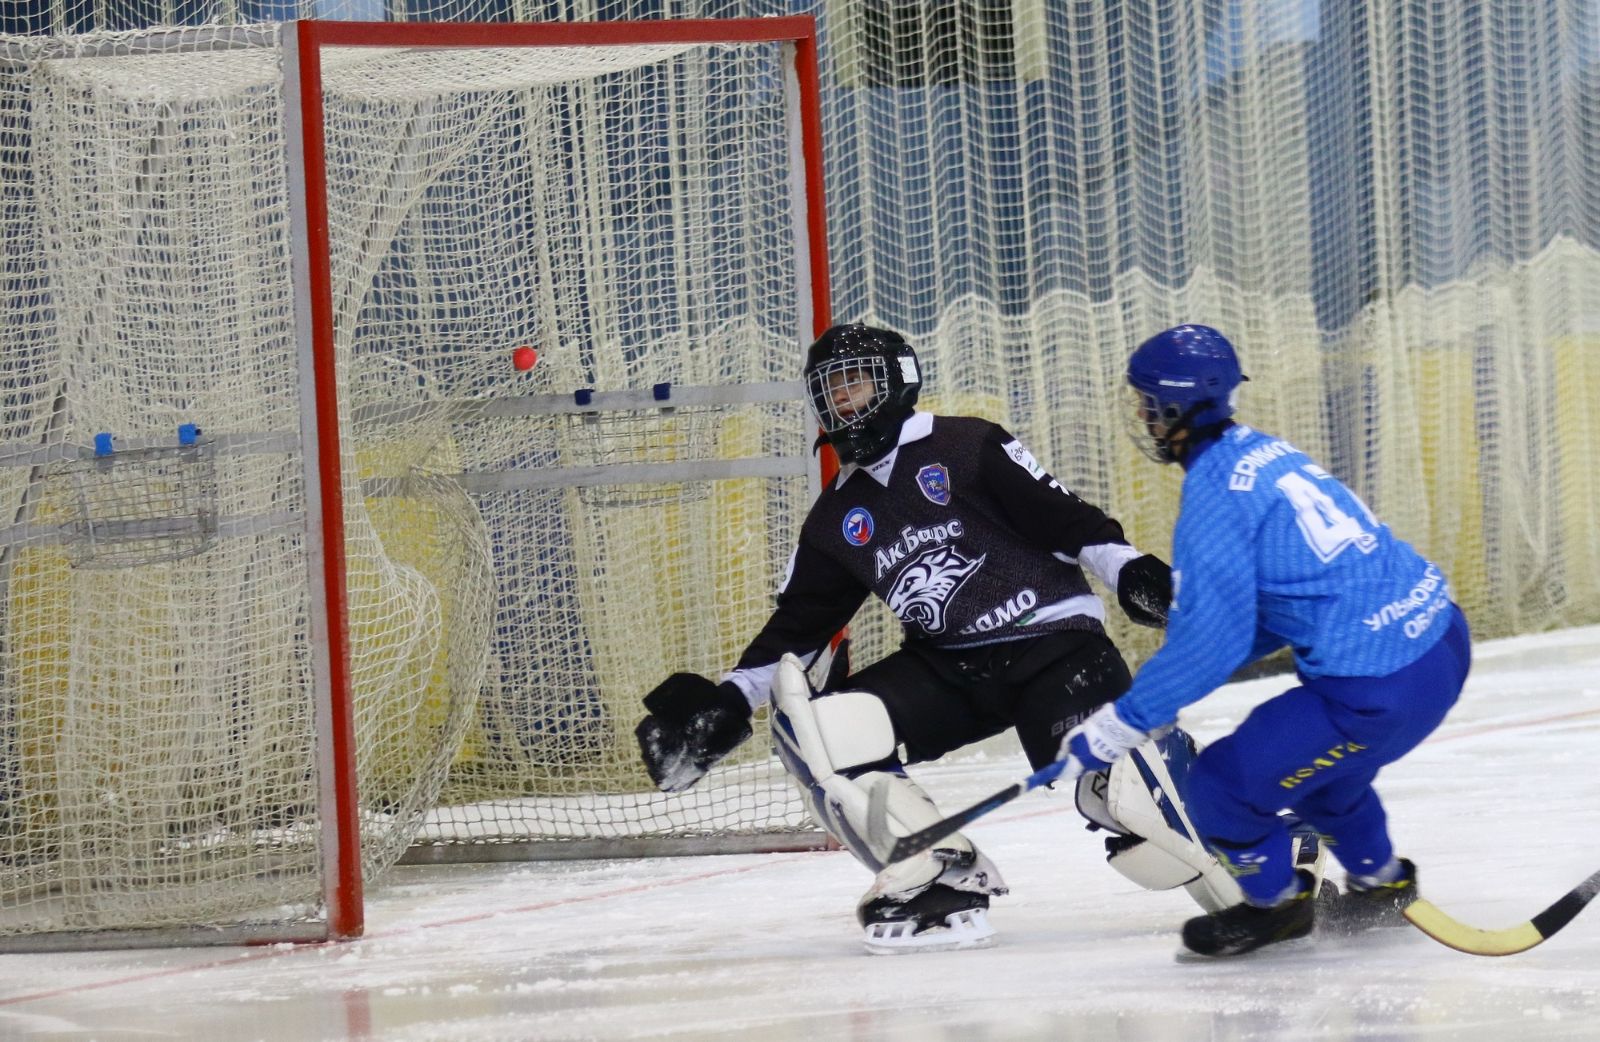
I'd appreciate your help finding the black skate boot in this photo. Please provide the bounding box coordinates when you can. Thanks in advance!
[857,882,994,955]
[1323,859,1419,935]
[1180,869,1320,957]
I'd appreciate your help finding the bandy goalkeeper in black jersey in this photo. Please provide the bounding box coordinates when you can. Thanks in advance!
[636,324,1274,954]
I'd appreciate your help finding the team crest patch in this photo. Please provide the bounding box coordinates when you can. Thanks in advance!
[842,507,875,546]
[916,464,951,505]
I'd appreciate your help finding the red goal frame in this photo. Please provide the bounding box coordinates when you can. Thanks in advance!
[282,17,831,942]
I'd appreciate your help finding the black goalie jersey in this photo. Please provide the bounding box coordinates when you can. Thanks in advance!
[724,412,1144,705]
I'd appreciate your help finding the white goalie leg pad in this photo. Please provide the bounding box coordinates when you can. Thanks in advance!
[770,655,934,875]
[769,655,1005,953]
[1100,736,1245,914]
[770,655,1004,889]
[854,778,1008,899]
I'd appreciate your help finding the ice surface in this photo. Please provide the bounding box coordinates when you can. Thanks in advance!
[3,626,1598,1041]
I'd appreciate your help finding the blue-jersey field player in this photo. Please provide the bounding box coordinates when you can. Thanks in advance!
[1059,323,1473,957]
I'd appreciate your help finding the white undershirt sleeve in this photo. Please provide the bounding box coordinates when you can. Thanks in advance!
[1076,541,1145,593]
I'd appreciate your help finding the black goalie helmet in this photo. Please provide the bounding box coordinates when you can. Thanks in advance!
[804,324,922,467]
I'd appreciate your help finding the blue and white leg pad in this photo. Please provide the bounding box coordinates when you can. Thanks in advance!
[1079,729,1250,913]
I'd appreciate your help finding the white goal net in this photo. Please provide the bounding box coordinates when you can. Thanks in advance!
[0,19,826,947]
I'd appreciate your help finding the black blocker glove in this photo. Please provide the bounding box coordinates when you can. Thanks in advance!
[635,673,753,793]
[1117,553,1172,628]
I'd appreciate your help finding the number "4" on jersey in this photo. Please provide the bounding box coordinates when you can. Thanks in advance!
[1275,467,1379,563]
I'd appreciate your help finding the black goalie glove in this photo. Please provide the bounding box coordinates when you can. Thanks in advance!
[1117,553,1172,628]
[635,673,753,793]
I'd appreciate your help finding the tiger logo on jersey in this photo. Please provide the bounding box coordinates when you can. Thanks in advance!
[886,545,986,634]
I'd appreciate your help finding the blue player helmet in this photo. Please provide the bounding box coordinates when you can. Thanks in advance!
[804,324,922,466]
[1125,324,1247,463]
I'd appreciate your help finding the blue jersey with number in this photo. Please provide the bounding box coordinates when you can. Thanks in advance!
[1115,424,1454,733]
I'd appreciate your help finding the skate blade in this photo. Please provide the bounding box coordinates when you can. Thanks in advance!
[1314,913,1418,941]
[1173,934,1314,963]
[863,908,996,955]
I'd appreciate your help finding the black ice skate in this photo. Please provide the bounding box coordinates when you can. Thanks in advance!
[1322,858,1419,935]
[1180,869,1321,957]
[857,883,994,955]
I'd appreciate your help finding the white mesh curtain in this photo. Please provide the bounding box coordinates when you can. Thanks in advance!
[794,0,1600,663]
[622,0,1586,663]
[537,1,1594,653]
[847,2,1600,658]
[3,0,1597,660]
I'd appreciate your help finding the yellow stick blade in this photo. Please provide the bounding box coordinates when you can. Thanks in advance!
[1403,899,1546,957]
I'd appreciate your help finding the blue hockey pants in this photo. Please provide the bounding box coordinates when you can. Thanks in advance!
[1182,606,1472,904]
